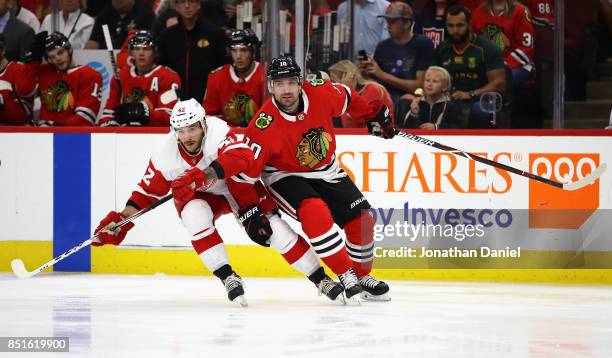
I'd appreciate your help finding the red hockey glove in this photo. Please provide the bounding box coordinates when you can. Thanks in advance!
[238,205,272,247]
[366,105,395,139]
[171,167,206,207]
[92,211,134,246]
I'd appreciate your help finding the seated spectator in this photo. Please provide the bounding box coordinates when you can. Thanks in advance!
[13,0,40,32]
[329,59,394,127]
[0,33,36,125]
[435,4,506,128]
[472,0,535,90]
[358,1,434,112]
[337,0,390,59]
[0,0,34,61]
[158,0,227,102]
[99,30,181,126]
[413,0,458,48]
[401,66,465,128]
[24,32,102,126]
[203,28,264,127]
[40,0,94,49]
[85,0,155,49]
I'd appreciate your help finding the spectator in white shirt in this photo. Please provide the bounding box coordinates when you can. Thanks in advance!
[40,0,93,49]
[337,0,390,59]
[12,0,40,32]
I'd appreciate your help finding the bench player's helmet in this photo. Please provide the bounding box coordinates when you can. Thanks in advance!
[170,98,207,136]
[129,30,157,52]
[228,29,260,57]
[45,32,72,55]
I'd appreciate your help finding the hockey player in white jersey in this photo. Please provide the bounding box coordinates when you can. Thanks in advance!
[93,99,345,305]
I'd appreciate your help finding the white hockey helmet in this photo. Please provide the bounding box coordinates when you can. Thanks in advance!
[170,98,206,130]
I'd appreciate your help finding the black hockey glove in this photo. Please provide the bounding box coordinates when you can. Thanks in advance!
[113,102,149,126]
[24,31,48,63]
[366,105,395,139]
[238,205,272,247]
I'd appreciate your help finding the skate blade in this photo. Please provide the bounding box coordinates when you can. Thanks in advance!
[360,292,391,302]
[232,295,248,307]
[344,294,362,306]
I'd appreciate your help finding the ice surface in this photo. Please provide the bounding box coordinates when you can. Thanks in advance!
[1,274,611,357]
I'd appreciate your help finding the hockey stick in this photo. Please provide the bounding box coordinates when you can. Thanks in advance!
[102,24,122,97]
[395,131,607,191]
[11,194,173,279]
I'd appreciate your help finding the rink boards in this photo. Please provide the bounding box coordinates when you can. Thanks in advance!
[1,128,611,283]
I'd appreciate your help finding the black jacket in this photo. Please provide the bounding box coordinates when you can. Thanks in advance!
[2,14,34,61]
[158,14,228,102]
[398,96,467,129]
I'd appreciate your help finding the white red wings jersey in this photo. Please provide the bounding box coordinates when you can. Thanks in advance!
[127,116,255,212]
[37,64,102,126]
[202,61,266,124]
[0,61,37,124]
[472,2,535,71]
[100,65,181,126]
[229,80,376,208]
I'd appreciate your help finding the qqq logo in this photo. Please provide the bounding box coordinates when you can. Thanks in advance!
[529,153,600,229]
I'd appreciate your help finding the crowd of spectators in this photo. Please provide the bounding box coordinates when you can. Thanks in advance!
[0,0,610,128]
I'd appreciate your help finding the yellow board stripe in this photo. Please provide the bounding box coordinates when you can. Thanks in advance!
[2,241,612,284]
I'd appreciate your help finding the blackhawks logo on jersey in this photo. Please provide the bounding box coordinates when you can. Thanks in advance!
[41,80,74,112]
[255,112,273,130]
[223,92,260,127]
[296,127,333,168]
[482,24,510,52]
[124,87,153,109]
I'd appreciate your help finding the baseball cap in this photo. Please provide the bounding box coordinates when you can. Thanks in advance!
[378,2,414,20]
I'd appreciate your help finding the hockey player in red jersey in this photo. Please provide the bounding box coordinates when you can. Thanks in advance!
[472,0,535,89]
[0,34,36,125]
[93,99,345,305]
[218,56,394,302]
[202,29,265,127]
[99,31,182,127]
[25,32,103,126]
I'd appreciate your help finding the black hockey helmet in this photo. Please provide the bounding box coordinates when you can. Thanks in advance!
[267,55,302,81]
[129,30,157,51]
[45,32,72,53]
[228,28,259,50]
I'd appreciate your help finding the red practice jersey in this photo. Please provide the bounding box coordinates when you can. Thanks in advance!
[230,79,377,208]
[100,65,181,126]
[472,2,535,70]
[202,61,266,127]
[37,64,102,126]
[0,61,36,124]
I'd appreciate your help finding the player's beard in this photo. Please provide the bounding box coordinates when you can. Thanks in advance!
[276,91,300,114]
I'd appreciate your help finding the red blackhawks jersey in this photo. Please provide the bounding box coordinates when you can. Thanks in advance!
[522,0,554,61]
[127,116,259,214]
[100,65,181,126]
[37,64,103,126]
[202,61,265,126]
[230,80,377,208]
[0,61,36,124]
[472,2,535,71]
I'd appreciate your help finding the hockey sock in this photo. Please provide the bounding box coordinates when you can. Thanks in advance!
[297,198,352,275]
[191,229,230,273]
[344,212,375,277]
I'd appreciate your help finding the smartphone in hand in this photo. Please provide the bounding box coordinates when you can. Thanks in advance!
[357,50,368,62]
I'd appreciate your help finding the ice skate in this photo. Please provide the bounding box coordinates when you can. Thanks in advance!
[337,268,362,305]
[359,275,390,302]
[222,273,248,307]
[317,276,346,304]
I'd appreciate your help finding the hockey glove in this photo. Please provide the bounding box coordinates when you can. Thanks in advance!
[113,102,150,126]
[366,105,395,139]
[238,205,272,247]
[171,167,207,208]
[24,31,48,63]
[92,211,134,246]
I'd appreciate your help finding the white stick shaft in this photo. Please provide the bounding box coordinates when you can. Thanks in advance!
[102,24,114,51]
